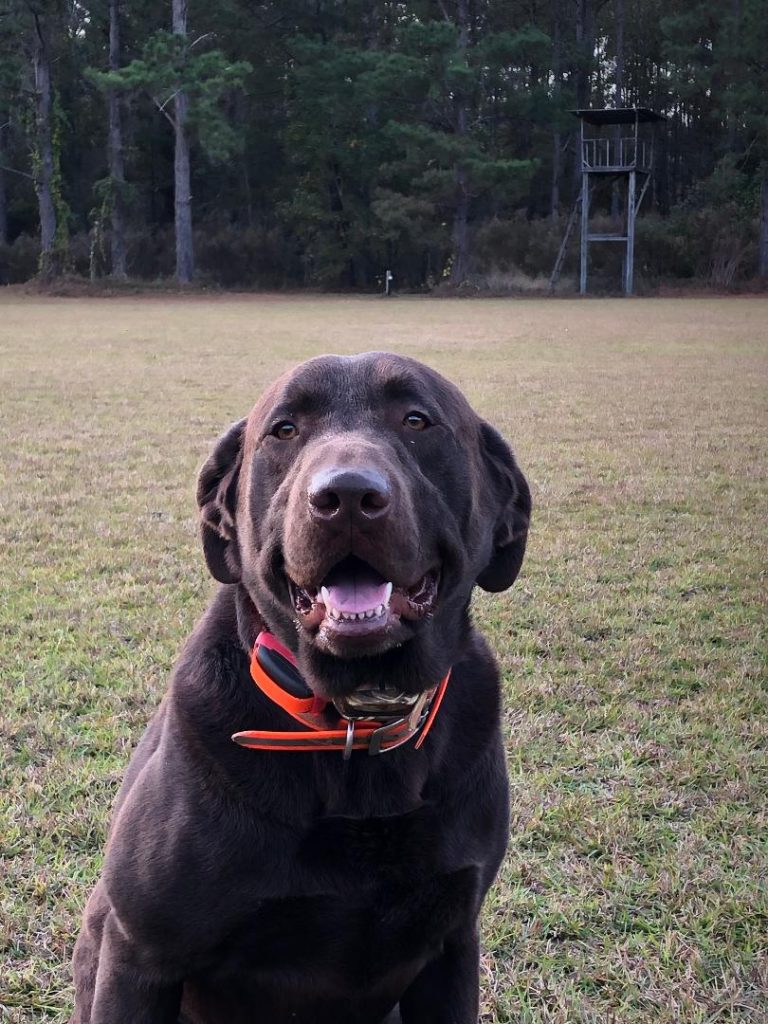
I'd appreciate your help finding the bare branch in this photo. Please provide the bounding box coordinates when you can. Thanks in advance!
[157,89,181,113]
[31,7,44,49]
[150,93,177,129]
[0,162,34,180]
[436,0,453,24]
[189,32,213,50]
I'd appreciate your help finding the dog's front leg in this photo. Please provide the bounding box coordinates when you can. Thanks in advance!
[398,928,480,1024]
[85,911,182,1024]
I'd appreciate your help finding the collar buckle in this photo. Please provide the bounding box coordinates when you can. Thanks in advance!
[365,689,433,757]
[343,719,356,761]
[332,687,422,721]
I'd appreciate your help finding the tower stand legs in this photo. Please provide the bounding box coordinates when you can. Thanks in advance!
[580,171,590,295]
[625,169,636,296]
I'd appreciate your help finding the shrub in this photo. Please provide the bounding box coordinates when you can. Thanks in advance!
[195,224,302,288]
[0,234,40,284]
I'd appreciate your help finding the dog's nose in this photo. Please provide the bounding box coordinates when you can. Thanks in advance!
[308,468,391,522]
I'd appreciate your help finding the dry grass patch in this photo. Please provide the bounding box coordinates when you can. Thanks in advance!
[1,294,766,1022]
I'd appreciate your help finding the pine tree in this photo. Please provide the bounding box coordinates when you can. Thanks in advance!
[91,4,250,283]
[3,0,72,278]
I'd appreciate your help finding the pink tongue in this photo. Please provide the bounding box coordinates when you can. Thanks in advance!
[326,580,390,613]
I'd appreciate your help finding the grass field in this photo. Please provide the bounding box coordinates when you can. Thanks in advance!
[1,294,766,1023]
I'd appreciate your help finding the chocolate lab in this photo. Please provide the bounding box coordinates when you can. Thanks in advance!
[70,352,530,1023]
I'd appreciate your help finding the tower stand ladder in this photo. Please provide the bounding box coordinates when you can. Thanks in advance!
[549,190,589,293]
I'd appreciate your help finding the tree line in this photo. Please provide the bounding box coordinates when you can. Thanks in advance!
[1,0,766,291]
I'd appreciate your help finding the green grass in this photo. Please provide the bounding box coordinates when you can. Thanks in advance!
[1,294,766,1022]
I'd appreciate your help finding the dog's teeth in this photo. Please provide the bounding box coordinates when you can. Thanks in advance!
[384,582,393,606]
[326,603,389,623]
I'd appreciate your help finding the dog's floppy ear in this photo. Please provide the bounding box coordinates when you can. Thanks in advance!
[476,421,531,593]
[196,419,247,584]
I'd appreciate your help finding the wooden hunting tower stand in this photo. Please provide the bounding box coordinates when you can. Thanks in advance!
[551,107,665,296]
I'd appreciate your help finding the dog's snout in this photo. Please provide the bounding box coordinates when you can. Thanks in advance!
[308,468,391,522]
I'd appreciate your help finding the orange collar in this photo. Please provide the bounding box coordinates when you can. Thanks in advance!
[232,632,449,759]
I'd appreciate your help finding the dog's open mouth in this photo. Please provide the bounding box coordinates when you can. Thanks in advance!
[288,555,440,637]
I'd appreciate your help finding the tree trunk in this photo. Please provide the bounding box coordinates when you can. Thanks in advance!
[451,171,470,284]
[611,0,624,220]
[363,4,381,129]
[108,0,127,279]
[31,13,58,279]
[450,0,470,286]
[574,0,592,110]
[172,0,194,284]
[572,0,593,192]
[760,172,768,280]
[0,117,7,246]
[654,61,669,214]
[726,0,742,152]
[550,0,562,220]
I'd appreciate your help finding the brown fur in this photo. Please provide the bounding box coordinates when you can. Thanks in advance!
[70,353,530,1023]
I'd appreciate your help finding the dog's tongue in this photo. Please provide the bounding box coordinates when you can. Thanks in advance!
[322,563,390,613]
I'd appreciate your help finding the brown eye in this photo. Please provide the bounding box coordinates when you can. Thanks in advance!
[403,412,429,431]
[273,421,298,440]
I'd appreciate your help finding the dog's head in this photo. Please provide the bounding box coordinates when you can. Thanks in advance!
[197,353,530,699]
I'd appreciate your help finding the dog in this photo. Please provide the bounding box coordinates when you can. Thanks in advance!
[70,352,530,1024]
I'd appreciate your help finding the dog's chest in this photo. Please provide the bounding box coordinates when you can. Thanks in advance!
[204,808,478,994]
[207,867,478,1011]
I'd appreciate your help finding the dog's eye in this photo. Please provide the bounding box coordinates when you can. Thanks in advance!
[272,421,298,440]
[403,412,430,431]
